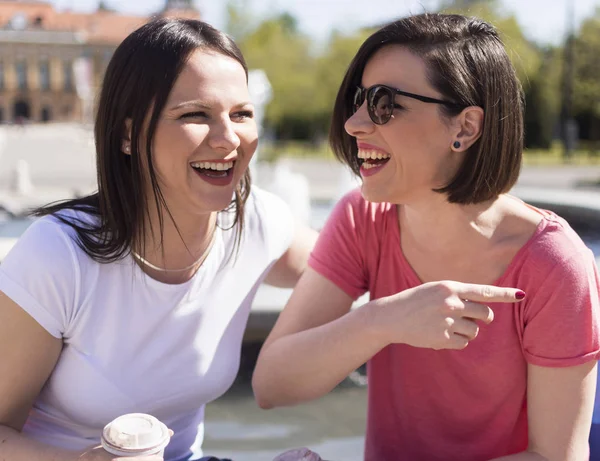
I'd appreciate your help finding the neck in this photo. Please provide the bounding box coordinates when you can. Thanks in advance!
[398,193,500,255]
[137,201,218,273]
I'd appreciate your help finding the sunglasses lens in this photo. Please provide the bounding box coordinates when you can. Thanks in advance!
[369,86,393,125]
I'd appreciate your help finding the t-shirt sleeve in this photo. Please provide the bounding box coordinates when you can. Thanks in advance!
[250,187,297,261]
[308,189,368,300]
[0,217,79,339]
[521,247,600,367]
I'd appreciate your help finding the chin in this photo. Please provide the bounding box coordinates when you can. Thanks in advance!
[360,183,393,204]
[201,193,238,213]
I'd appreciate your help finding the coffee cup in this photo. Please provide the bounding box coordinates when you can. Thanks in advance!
[101,413,171,457]
[272,447,324,461]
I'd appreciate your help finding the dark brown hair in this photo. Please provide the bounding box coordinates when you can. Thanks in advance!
[330,13,524,204]
[32,17,251,262]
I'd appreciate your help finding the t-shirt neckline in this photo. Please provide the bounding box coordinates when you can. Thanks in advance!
[390,203,555,288]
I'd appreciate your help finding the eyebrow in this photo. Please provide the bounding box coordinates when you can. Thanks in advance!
[168,101,254,111]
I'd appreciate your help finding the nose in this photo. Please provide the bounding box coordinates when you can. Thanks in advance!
[207,117,241,153]
[344,102,376,138]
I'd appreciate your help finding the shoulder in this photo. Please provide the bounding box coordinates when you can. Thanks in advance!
[15,213,78,254]
[517,212,597,288]
[0,211,92,338]
[222,186,296,259]
[329,188,395,234]
[529,213,594,267]
[3,209,94,271]
[313,188,394,266]
[236,186,294,236]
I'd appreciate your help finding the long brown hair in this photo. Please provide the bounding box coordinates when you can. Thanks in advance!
[32,18,251,262]
[330,13,524,204]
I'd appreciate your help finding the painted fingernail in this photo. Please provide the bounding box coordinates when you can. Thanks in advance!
[516,290,526,300]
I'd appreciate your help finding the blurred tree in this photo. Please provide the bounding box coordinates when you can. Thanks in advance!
[440,0,560,148]
[439,0,541,83]
[234,11,318,140]
[311,29,374,138]
[97,1,112,12]
[572,9,600,145]
[524,47,562,148]
[164,0,195,9]
[438,0,499,9]
[225,0,257,40]
[226,0,579,151]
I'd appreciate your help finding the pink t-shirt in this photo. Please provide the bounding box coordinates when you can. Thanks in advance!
[308,189,600,461]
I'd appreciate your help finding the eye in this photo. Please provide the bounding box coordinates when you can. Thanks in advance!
[232,110,254,121]
[393,103,405,111]
[179,111,207,119]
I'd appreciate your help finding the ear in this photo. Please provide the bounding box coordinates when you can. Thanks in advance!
[122,118,132,155]
[450,106,484,152]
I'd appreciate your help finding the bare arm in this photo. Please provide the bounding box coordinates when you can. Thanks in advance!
[253,268,383,408]
[0,291,163,461]
[252,269,524,409]
[490,361,597,461]
[264,224,318,288]
[0,290,83,460]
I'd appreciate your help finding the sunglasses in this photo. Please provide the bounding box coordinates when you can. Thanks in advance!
[352,84,465,125]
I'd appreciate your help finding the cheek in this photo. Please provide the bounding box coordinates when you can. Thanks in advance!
[238,126,259,159]
[154,124,207,159]
[177,124,210,150]
[389,119,450,160]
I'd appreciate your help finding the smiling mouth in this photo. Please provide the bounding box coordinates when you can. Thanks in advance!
[357,149,391,169]
[190,160,235,178]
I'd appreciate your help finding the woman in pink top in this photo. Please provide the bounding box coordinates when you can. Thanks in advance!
[252,13,600,461]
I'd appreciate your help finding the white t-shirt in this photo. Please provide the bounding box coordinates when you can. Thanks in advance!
[0,187,295,461]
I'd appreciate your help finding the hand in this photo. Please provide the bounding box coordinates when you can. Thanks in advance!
[375,280,525,350]
[77,445,164,461]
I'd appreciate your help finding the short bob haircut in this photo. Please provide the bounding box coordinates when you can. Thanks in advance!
[330,13,524,204]
[34,18,251,262]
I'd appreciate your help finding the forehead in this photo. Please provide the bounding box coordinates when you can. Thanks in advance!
[361,45,431,93]
[168,49,249,104]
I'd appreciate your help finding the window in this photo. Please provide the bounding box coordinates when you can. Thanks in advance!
[16,61,27,90]
[41,106,51,122]
[39,60,50,91]
[63,60,73,91]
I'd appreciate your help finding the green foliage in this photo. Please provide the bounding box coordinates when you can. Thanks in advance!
[573,12,600,118]
[236,15,316,134]
[225,0,258,41]
[439,0,541,85]
[314,30,373,109]
[524,47,562,148]
[230,2,373,142]
[225,0,600,155]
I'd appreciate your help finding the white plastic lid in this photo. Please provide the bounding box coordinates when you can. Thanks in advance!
[102,413,169,451]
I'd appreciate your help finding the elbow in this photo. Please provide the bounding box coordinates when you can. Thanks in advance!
[254,394,275,410]
[251,372,276,410]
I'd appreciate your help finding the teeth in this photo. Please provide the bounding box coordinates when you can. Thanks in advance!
[190,161,234,171]
[357,149,391,160]
[362,163,379,169]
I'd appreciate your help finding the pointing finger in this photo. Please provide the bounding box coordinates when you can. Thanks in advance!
[455,283,525,304]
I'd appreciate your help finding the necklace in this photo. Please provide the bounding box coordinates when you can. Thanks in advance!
[131,228,217,272]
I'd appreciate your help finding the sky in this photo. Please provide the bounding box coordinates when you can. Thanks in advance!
[50,0,600,46]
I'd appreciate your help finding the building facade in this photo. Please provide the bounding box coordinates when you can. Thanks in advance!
[0,1,201,124]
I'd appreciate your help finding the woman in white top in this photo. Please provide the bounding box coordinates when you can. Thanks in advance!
[0,17,316,461]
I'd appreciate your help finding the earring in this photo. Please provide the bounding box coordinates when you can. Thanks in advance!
[453,141,461,149]
[124,145,130,152]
